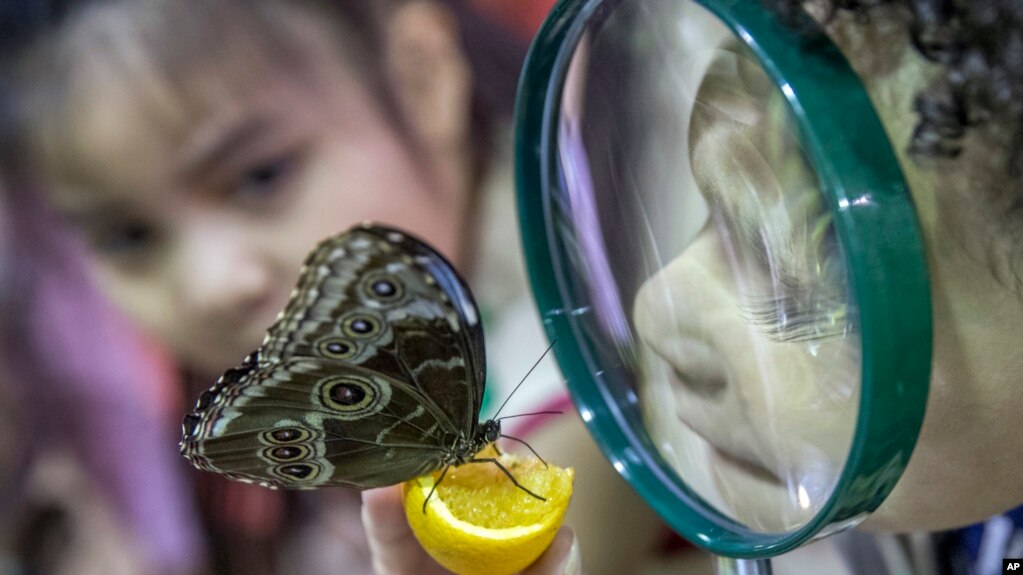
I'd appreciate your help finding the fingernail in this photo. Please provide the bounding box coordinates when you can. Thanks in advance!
[561,535,581,575]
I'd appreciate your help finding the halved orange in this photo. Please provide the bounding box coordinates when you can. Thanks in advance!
[402,446,574,575]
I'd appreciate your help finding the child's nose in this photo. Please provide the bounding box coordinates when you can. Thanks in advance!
[177,230,273,319]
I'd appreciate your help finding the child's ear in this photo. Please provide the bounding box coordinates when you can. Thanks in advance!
[384,1,472,165]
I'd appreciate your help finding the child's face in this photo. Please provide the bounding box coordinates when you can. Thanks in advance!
[633,11,1023,532]
[40,7,472,377]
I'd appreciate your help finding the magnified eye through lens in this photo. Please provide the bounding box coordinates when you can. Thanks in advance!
[552,0,861,534]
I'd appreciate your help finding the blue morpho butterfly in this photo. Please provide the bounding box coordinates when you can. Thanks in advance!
[180,223,546,505]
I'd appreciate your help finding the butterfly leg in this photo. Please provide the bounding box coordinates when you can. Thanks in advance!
[423,465,451,513]
[499,434,548,469]
[468,458,546,502]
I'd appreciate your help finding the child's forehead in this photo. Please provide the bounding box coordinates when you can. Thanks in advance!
[36,3,358,191]
[52,58,261,186]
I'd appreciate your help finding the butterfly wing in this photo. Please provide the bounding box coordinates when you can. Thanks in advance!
[180,224,487,489]
[262,225,486,432]
[181,358,457,488]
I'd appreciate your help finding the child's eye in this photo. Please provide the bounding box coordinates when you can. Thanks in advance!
[734,214,852,343]
[232,154,296,205]
[92,221,158,261]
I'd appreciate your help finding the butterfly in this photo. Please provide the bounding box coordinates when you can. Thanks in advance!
[179,223,543,501]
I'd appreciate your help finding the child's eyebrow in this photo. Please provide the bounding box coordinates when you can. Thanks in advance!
[175,113,282,181]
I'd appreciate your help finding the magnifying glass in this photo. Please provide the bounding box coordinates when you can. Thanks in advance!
[515,0,932,572]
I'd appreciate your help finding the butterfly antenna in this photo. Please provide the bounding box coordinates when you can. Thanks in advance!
[423,465,451,514]
[492,339,557,420]
[496,410,564,421]
[500,434,549,469]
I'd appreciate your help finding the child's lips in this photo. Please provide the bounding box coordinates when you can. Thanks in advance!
[660,362,787,486]
[708,443,783,485]
[665,398,783,486]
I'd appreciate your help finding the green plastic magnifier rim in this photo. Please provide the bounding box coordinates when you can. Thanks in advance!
[514,0,932,557]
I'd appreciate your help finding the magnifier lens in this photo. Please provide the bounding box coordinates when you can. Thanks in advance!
[554,0,860,533]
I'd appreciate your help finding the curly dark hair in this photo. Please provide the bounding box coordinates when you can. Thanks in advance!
[763,0,1023,177]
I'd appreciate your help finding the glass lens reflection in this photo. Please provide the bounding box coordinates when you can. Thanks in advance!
[554,0,861,533]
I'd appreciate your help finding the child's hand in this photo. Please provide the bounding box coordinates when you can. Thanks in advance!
[361,486,581,575]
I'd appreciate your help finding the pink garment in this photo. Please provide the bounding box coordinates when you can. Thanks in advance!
[8,189,204,573]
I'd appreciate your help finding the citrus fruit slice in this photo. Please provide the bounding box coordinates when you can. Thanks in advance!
[402,446,574,575]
